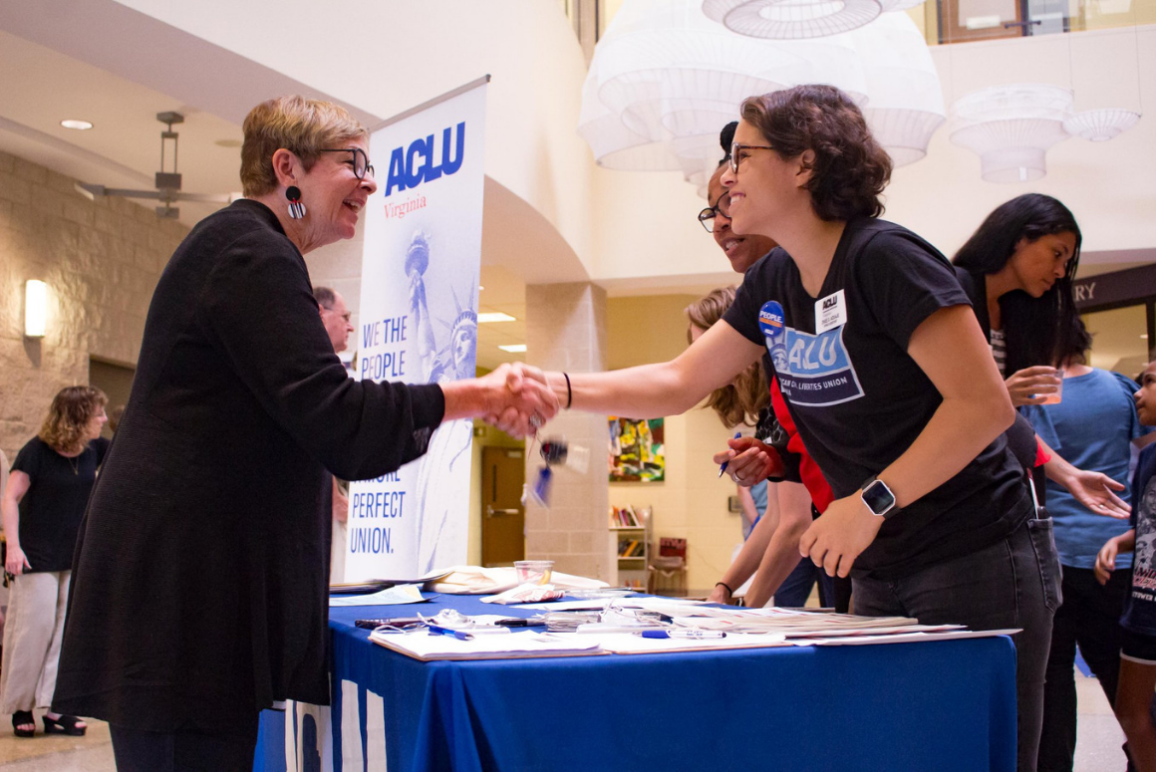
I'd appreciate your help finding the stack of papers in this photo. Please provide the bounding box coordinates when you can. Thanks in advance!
[430,566,609,595]
[329,584,430,607]
[368,623,1019,662]
[370,630,605,661]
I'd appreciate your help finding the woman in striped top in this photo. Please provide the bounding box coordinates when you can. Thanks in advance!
[952,194,1129,514]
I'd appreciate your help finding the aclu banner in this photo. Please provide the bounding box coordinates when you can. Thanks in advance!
[344,80,488,581]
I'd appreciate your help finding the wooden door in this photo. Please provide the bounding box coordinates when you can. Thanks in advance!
[481,446,525,566]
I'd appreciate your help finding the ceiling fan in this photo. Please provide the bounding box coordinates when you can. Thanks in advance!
[74,111,233,219]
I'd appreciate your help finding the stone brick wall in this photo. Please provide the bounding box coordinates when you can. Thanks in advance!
[0,151,189,461]
[524,281,612,583]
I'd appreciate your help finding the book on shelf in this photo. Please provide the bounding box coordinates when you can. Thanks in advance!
[617,539,643,558]
[609,504,643,528]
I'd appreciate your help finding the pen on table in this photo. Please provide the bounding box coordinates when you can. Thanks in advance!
[638,629,726,639]
[494,617,534,627]
[717,432,743,478]
[427,624,474,641]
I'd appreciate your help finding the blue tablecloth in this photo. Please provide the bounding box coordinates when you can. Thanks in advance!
[255,594,1017,771]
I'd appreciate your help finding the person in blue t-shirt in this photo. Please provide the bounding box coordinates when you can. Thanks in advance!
[1096,356,1156,772]
[1022,319,1152,770]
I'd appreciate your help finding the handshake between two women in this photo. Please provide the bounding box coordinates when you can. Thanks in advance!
[442,362,559,439]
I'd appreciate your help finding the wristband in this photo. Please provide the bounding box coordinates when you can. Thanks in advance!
[715,581,734,596]
[563,372,572,409]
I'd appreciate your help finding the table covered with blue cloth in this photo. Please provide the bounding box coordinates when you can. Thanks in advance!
[254,593,1016,771]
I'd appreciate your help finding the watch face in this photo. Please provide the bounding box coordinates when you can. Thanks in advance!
[862,479,896,517]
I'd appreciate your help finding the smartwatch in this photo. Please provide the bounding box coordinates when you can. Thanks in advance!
[860,476,898,519]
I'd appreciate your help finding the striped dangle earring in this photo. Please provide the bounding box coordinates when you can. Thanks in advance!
[286,185,307,219]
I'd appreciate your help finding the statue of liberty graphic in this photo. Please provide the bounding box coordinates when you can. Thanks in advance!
[405,230,477,573]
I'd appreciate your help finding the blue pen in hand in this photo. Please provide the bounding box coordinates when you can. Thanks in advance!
[718,431,743,478]
[427,624,474,641]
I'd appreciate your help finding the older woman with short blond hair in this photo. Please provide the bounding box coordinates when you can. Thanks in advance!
[1,386,108,739]
[51,96,554,771]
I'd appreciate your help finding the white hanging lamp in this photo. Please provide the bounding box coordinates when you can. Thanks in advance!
[865,108,945,166]
[851,13,945,166]
[578,56,682,171]
[775,31,869,104]
[950,84,1073,183]
[580,1,946,189]
[1062,108,1140,141]
[597,0,799,142]
[704,0,883,40]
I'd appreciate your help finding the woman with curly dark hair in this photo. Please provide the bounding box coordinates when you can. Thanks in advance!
[541,84,1057,771]
[1,386,108,738]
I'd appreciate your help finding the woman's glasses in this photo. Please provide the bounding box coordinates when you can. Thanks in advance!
[729,142,775,175]
[697,194,730,233]
[320,147,375,180]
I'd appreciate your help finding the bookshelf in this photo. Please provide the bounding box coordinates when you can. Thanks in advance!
[609,505,651,591]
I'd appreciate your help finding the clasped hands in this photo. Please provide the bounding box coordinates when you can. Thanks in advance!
[712,436,784,486]
[479,363,558,439]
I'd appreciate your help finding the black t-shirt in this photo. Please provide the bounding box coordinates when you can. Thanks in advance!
[724,217,1032,580]
[10,436,110,572]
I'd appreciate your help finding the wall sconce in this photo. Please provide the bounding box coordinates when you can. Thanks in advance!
[25,279,47,337]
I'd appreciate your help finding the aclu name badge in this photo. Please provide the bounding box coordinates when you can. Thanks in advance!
[815,290,847,334]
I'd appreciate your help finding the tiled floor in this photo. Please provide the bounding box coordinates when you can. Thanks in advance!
[0,711,113,771]
[1073,674,1130,771]
[0,670,1135,770]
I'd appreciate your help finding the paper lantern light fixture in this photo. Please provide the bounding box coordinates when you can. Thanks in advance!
[704,0,883,40]
[950,84,1074,183]
[1063,108,1141,142]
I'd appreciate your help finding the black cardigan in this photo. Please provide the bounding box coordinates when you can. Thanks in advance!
[53,200,445,732]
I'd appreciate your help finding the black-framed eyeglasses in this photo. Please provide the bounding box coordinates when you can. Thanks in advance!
[729,142,775,175]
[697,194,730,233]
[320,148,374,180]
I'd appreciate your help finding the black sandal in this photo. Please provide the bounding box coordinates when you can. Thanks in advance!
[42,714,86,736]
[12,710,34,738]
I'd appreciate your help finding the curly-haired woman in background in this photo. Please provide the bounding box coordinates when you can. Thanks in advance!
[1,386,108,738]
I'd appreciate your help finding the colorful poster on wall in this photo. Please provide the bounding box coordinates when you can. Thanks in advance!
[344,78,488,582]
[608,417,665,482]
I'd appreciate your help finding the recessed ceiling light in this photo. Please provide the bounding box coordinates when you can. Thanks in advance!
[60,119,93,131]
[499,344,527,353]
[1141,334,1149,340]
[479,286,485,291]
[478,312,517,323]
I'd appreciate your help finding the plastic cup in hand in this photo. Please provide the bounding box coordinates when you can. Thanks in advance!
[515,560,554,585]
[1040,369,1064,405]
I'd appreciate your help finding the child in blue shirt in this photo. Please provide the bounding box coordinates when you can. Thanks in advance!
[1096,357,1156,772]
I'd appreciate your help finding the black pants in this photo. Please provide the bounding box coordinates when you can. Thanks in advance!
[854,517,1061,772]
[1038,564,1133,772]
[110,719,259,772]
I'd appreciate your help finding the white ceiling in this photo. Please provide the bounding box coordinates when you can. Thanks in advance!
[2,1,1152,374]
[0,29,242,225]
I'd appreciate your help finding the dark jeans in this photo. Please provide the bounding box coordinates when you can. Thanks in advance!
[1038,565,1133,772]
[853,517,1061,772]
[775,557,835,608]
[110,719,259,772]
